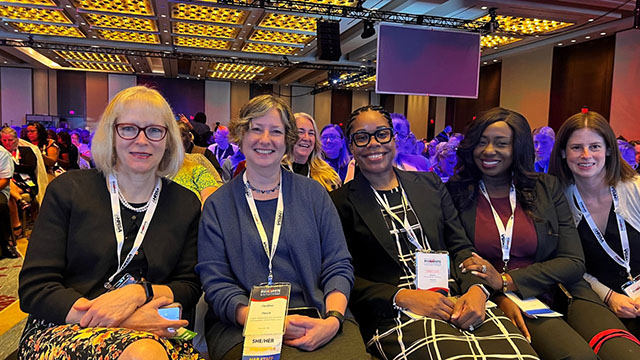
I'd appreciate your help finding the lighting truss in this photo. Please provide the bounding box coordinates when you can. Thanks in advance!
[0,38,372,72]
[311,67,375,94]
[208,0,511,35]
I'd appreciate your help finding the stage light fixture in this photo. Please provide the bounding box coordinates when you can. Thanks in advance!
[361,20,375,39]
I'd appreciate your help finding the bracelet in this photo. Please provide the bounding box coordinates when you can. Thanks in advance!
[604,289,613,305]
[501,274,509,293]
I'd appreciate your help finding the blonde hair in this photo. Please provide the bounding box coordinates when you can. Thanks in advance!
[285,112,341,191]
[92,86,184,178]
[229,95,298,158]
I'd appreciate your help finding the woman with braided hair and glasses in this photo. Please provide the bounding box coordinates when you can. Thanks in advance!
[330,105,538,360]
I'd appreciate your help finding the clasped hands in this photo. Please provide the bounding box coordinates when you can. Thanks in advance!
[70,285,187,338]
[283,314,341,351]
[394,285,487,331]
[607,291,640,319]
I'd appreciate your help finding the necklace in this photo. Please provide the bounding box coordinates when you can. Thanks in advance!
[247,180,280,194]
[118,189,150,213]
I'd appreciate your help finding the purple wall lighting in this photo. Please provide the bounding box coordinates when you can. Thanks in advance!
[376,24,481,98]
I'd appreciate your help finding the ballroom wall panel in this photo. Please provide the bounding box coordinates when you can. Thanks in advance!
[33,69,49,115]
[86,72,108,128]
[331,89,352,125]
[406,95,429,140]
[610,30,640,139]
[352,90,369,111]
[1,67,32,126]
[548,36,615,130]
[291,86,314,116]
[314,90,331,130]
[57,70,85,120]
[230,82,250,121]
[108,74,136,100]
[205,80,231,127]
[137,75,204,117]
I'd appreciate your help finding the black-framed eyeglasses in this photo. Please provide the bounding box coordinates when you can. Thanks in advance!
[350,127,394,147]
[115,123,168,142]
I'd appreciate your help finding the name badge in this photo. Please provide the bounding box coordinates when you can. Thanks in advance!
[622,275,640,300]
[415,251,449,293]
[242,283,291,360]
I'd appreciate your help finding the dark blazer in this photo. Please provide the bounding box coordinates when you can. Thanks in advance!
[330,169,490,340]
[19,169,202,325]
[447,173,601,303]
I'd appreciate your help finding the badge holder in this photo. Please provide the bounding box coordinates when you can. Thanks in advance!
[242,283,291,360]
[415,250,450,294]
[622,275,640,300]
[104,272,138,291]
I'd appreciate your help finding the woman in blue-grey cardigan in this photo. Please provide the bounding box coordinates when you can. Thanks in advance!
[196,95,369,360]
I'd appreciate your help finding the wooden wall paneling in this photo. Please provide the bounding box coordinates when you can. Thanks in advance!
[230,82,250,121]
[548,36,615,130]
[331,89,352,125]
[85,72,109,128]
[610,30,640,138]
[406,95,429,140]
[352,90,369,111]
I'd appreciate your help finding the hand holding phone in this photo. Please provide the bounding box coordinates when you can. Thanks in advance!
[158,302,182,321]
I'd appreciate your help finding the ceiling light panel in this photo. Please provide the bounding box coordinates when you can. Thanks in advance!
[97,29,159,43]
[71,0,154,16]
[0,5,72,24]
[171,4,247,25]
[53,50,129,64]
[209,71,257,80]
[209,63,266,73]
[346,75,376,88]
[249,29,313,45]
[481,35,522,48]
[475,15,573,34]
[67,61,134,72]
[173,36,231,49]
[8,22,84,37]
[84,13,157,32]
[172,22,239,39]
[258,13,316,33]
[1,0,56,5]
[242,42,299,55]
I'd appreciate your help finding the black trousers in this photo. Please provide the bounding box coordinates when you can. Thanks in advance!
[0,194,12,247]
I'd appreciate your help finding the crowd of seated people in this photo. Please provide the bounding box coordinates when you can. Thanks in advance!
[10,85,640,360]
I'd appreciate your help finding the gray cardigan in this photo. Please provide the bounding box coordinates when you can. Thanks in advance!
[196,169,354,328]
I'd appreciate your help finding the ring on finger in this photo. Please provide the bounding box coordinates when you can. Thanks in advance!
[481,264,487,274]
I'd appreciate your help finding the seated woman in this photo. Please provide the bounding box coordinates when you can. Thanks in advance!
[448,108,640,360]
[320,124,351,182]
[56,131,80,170]
[431,141,458,183]
[23,122,59,181]
[197,95,368,360]
[392,113,430,172]
[550,111,640,338]
[18,86,202,360]
[283,112,341,191]
[0,127,38,237]
[330,105,538,360]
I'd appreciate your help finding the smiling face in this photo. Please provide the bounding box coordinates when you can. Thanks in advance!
[241,108,286,173]
[473,121,514,181]
[114,102,168,176]
[71,133,81,147]
[320,127,343,159]
[293,115,315,164]
[564,128,608,183]
[349,110,395,177]
[533,133,554,163]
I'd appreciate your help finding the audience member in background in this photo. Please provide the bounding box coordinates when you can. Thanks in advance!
[56,131,79,171]
[431,141,457,183]
[630,140,640,168]
[23,122,59,180]
[208,125,238,167]
[197,95,368,360]
[532,126,555,173]
[220,150,245,183]
[331,105,538,360]
[0,145,17,259]
[284,112,341,191]
[392,113,430,172]
[425,138,439,164]
[1,127,38,238]
[449,132,464,146]
[448,108,640,360]
[190,112,212,147]
[71,130,91,169]
[18,86,202,359]
[320,124,351,181]
[172,153,220,205]
[47,129,57,142]
[618,139,638,170]
[178,121,223,177]
[550,111,640,339]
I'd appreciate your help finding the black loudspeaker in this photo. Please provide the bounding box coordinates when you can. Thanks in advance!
[317,20,342,61]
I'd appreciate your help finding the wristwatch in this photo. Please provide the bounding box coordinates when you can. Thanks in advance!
[501,274,509,293]
[140,280,154,305]
[324,310,344,333]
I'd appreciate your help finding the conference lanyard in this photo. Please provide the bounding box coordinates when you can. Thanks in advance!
[107,173,161,285]
[479,180,516,273]
[573,186,632,281]
[372,185,430,251]
[243,171,284,286]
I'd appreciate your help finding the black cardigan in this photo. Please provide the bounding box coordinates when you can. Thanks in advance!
[19,169,202,324]
[330,169,490,340]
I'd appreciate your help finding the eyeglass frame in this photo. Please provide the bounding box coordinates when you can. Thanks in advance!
[114,123,168,142]
[350,127,394,147]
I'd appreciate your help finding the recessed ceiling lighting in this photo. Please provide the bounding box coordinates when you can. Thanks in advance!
[585,36,591,39]
[558,43,563,46]
[239,37,243,40]
[247,23,252,26]
[65,4,71,7]
[588,18,594,22]
[80,23,86,25]
[493,46,497,50]
[481,6,488,10]
[600,32,606,35]
[163,30,168,32]
[92,35,97,38]
[165,42,169,44]
[493,59,498,62]
[571,39,576,42]
[534,35,539,38]
[483,61,487,65]
[200,67,203,69]
[161,14,166,18]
